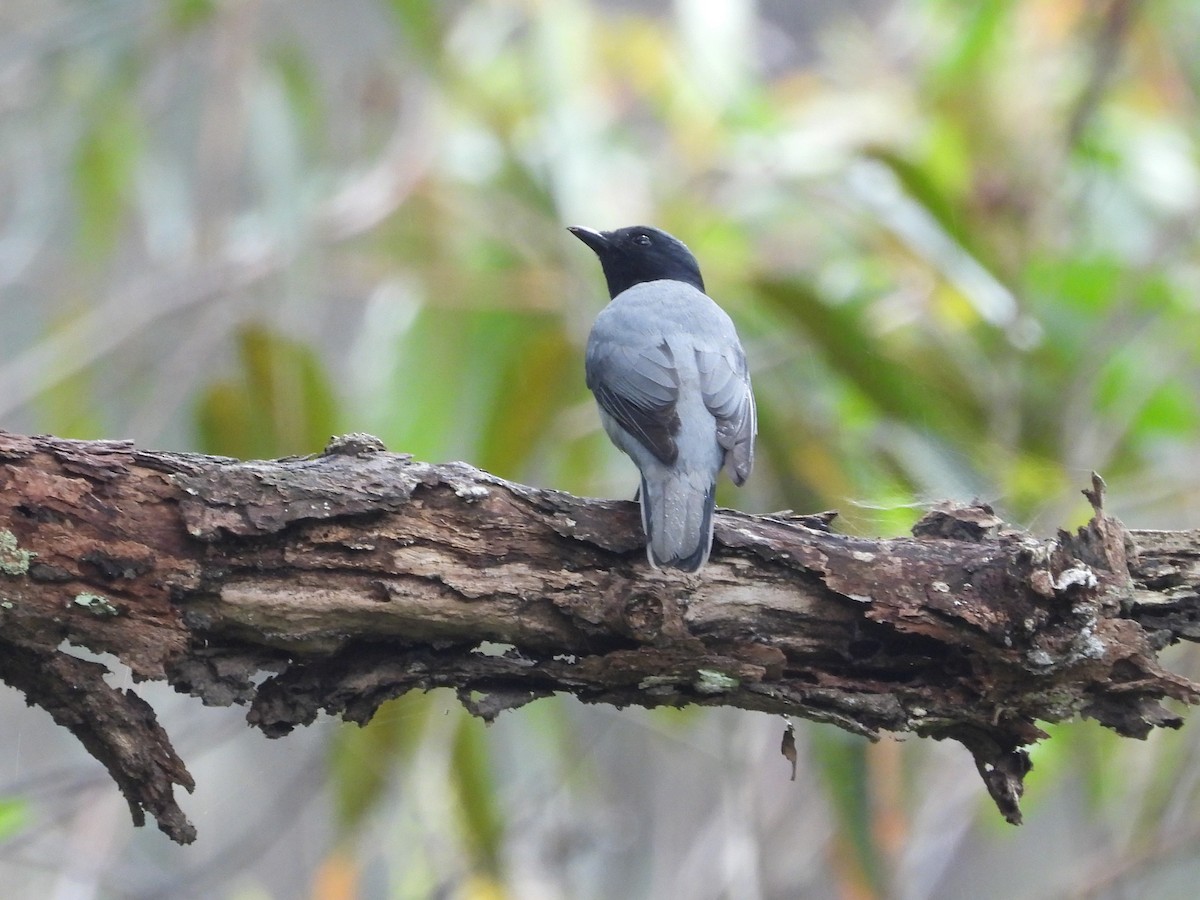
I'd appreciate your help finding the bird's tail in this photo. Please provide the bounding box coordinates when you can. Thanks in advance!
[640,471,716,573]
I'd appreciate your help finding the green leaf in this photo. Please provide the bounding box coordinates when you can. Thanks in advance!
[477,323,576,479]
[165,0,217,30]
[37,367,104,439]
[0,798,27,840]
[329,692,433,835]
[808,727,885,894]
[867,148,973,249]
[196,325,339,458]
[927,0,1016,87]
[72,94,142,261]
[1134,382,1200,438]
[754,276,984,439]
[387,0,446,66]
[450,714,504,878]
[269,44,325,149]
[1025,253,1125,314]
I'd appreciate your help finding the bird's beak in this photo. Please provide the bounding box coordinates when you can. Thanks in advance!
[567,226,609,255]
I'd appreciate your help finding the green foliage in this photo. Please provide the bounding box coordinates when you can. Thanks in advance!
[388,0,447,67]
[0,798,27,841]
[329,692,433,835]
[269,45,326,150]
[72,92,142,261]
[476,321,577,479]
[809,729,885,894]
[38,362,104,440]
[757,276,985,440]
[927,0,1016,88]
[450,714,505,879]
[196,325,339,458]
[165,0,217,31]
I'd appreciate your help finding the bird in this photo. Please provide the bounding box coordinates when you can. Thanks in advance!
[569,224,756,572]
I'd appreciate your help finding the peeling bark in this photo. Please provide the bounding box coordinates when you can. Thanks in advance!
[0,430,1197,842]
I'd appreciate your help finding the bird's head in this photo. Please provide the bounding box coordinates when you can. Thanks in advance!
[568,225,705,298]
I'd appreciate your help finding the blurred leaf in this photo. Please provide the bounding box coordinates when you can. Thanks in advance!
[72,93,142,260]
[381,302,568,473]
[270,44,326,149]
[917,115,973,202]
[377,306,466,461]
[1133,382,1200,438]
[329,692,433,835]
[197,325,339,458]
[165,0,217,30]
[755,277,984,440]
[1025,253,1125,314]
[388,0,447,66]
[809,728,884,896]
[38,368,104,439]
[477,322,576,478]
[1003,454,1072,521]
[928,0,1016,87]
[0,798,27,840]
[450,714,505,879]
[460,874,509,900]
[1028,720,1140,821]
[868,148,972,250]
[752,398,836,514]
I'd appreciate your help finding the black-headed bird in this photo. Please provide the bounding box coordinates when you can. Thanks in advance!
[569,225,756,572]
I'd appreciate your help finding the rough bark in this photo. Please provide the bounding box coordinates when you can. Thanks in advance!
[0,430,1197,843]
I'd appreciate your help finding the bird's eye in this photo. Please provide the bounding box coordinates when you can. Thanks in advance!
[635,234,652,246]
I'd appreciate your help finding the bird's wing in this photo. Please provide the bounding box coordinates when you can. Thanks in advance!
[586,337,681,466]
[696,345,756,485]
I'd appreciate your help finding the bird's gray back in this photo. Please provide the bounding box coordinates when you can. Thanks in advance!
[586,280,755,481]
[591,280,738,344]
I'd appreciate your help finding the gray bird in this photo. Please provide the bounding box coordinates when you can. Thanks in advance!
[569,225,756,572]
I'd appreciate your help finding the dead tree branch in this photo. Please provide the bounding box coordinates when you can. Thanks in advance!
[0,430,1196,843]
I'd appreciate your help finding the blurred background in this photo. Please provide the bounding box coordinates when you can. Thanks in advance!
[2,0,1200,896]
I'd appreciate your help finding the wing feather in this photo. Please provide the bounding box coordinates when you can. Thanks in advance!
[697,345,755,485]
[586,338,681,465]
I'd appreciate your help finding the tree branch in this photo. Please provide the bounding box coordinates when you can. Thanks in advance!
[0,430,1196,842]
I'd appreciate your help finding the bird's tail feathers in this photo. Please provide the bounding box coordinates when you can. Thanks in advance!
[640,472,716,573]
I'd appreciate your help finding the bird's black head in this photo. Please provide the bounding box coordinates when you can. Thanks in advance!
[568,225,705,299]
